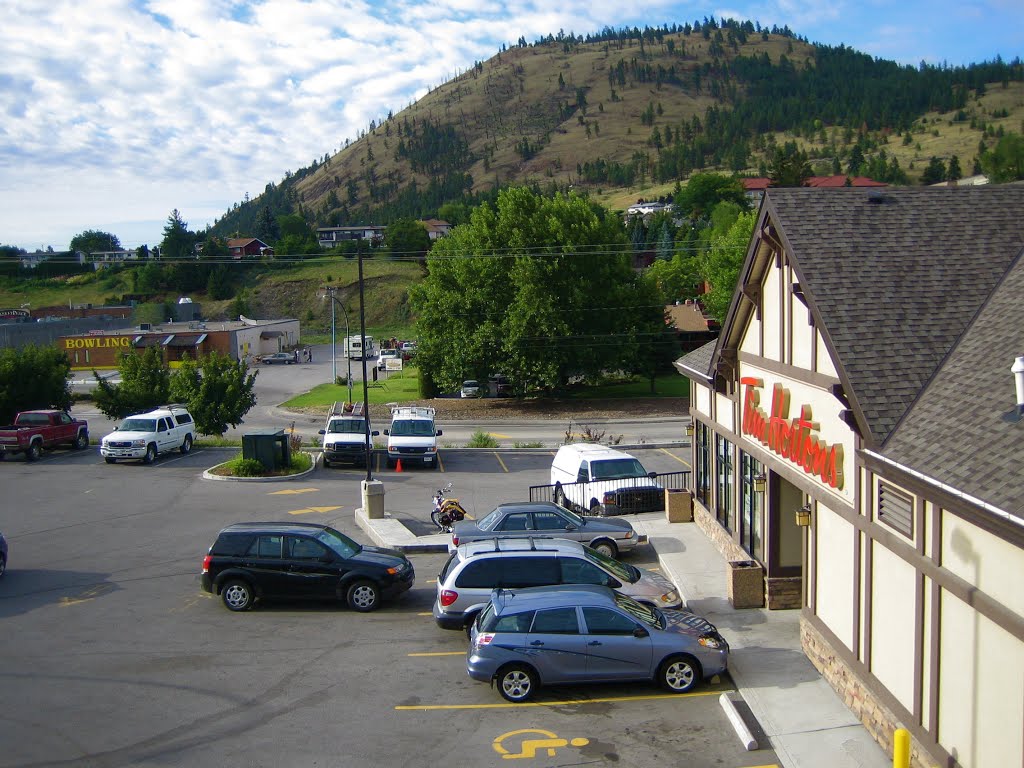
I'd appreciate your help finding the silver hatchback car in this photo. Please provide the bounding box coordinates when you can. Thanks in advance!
[468,584,728,703]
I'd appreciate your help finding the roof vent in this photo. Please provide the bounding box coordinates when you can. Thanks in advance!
[866,189,887,204]
[1004,356,1024,423]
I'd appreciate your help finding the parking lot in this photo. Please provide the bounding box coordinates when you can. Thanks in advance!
[0,446,778,767]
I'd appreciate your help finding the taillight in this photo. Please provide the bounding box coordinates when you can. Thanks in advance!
[440,589,458,607]
[202,554,212,574]
[451,535,460,546]
[603,491,616,504]
[475,632,494,647]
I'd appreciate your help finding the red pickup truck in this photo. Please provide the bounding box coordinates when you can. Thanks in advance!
[0,410,90,461]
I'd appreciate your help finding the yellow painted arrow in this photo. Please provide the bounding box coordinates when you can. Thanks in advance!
[269,488,320,495]
[288,506,342,516]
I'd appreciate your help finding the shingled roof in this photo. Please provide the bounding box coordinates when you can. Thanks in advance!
[764,186,1024,446]
[881,253,1024,517]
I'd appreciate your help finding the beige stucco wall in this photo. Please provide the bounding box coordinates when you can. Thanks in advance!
[692,385,711,418]
[762,262,782,362]
[869,540,917,711]
[791,289,814,371]
[814,507,856,650]
[937,589,1024,768]
[941,511,1024,617]
[714,391,735,434]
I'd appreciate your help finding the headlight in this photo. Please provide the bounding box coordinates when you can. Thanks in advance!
[661,590,680,604]
[131,439,146,448]
[698,633,725,649]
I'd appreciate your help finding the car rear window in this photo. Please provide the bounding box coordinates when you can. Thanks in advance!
[480,608,534,633]
[439,552,459,583]
[212,532,253,556]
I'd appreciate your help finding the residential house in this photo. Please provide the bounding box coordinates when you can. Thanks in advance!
[675,186,1024,768]
[316,225,386,249]
[742,175,887,206]
[227,238,273,259]
[420,219,452,240]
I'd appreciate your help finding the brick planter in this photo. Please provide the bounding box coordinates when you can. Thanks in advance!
[727,560,765,608]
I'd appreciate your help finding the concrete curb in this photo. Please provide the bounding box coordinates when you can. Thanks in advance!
[201,452,318,482]
[720,693,758,751]
[354,506,449,553]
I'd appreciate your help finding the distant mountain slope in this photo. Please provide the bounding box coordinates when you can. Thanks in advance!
[209,21,1023,236]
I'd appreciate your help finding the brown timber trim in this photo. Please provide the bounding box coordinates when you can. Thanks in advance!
[863,529,873,668]
[738,351,841,391]
[927,504,942,739]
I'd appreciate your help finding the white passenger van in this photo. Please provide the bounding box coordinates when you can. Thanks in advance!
[343,335,377,360]
[550,443,663,516]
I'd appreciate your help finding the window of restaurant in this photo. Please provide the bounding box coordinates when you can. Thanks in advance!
[739,452,764,561]
[715,434,734,531]
[694,422,711,507]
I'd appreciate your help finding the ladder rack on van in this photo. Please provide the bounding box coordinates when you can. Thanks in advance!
[329,401,364,417]
[390,405,435,419]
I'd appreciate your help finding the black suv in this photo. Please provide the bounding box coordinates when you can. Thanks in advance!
[201,522,415,612]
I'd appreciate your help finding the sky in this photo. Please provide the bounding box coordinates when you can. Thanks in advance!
[1,1,1021,253]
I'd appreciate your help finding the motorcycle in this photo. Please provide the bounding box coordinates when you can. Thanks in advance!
[431,482,468,532]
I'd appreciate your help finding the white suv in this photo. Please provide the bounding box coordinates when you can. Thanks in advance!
[100,405,196,465]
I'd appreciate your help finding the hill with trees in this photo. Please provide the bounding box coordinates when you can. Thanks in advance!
[206,19,1023,238]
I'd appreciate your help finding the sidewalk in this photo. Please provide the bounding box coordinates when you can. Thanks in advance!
[356,508,891,768]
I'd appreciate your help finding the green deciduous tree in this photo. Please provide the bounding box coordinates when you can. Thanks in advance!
[920,156,947,185]
[169,352,258,435]
[700,209,757,322]
[410,187,665,394]
[69,230,121,254]
[0,345,72,423]
[92,346,171,419]
[980,133,1024,182]
[768,144,812,187]
[674,173,748,221]
[385,218,432,260]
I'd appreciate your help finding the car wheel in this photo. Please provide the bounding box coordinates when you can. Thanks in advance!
[322,457,331,468]
[26,441,41,462]
[386,458,395,469]
[497,663,538,703]
[74,432,89,450]
[142,444,157,465]
[346,580,380,612]
[658,654,700,694]
[221,580,254,611]
[104,457,116,464]
[591,539,618,559]
[179,435,193,455]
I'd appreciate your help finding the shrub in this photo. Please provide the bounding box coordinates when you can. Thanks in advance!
[227,457,267,477]
[466,430,499,448]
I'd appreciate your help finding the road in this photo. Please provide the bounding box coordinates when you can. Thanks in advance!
[71,343,690,448]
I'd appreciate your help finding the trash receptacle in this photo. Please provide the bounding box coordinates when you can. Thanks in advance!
[242,429,290,471]
[727,560,764,609]
[665,488,693,522]
[362,479,385,519]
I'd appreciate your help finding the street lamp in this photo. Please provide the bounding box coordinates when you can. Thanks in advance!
[320,286,353,406]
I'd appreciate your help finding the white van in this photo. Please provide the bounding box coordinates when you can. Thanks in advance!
[383,406,442,468]
[343,335,377,360]
[318,402,378,467]
[550,443,664,516]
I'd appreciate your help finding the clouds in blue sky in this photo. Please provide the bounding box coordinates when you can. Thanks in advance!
[0,0,1020,250]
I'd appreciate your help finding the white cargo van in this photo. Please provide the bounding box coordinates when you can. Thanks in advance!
[343,335,377,360]
[383,406,442,468]
[550,443,663,516]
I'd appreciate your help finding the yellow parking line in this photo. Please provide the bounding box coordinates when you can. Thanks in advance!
[417,612,433,616]
[658,447,691,467]
[437,453,445,472]
[493,452,509,473]
[396,689,723,710]
[407,651,465,657]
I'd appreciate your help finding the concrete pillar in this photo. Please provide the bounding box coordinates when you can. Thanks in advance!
[362,479,385,519]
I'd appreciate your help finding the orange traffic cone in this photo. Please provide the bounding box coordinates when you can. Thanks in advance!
[395,459,403,473]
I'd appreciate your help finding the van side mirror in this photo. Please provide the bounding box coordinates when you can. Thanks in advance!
[318,429,326,435]
[633,626,649,638]
[648,471,658,479]
[383,429,390,435]
[371,430,380,437]
[436,430,443,436]
[606,578,621,589]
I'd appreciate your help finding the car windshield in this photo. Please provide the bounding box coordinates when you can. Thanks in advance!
[391,419,435,437]
[613,591,664,629]
[328,419,366,434]
[584,546,635,583]
[463,381,478,388]
[590,458,649,480]
[478,509,502,530]
[314,527,360,558]
[119,418,156,432]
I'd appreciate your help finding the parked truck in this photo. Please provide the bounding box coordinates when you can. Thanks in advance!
[0,410,90,461]
[318,402,378,468]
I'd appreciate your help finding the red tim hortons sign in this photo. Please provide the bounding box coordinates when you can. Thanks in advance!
[740,377,844,490]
